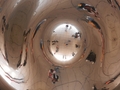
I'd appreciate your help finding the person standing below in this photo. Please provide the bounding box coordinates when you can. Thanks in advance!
[56,45,59,52]
[65,24,69,32]
[72,52,75,56]
[54,45,59,54]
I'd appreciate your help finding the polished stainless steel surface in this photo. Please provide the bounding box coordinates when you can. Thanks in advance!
[0,0,120,90]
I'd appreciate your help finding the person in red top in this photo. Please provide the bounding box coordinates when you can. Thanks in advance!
[48,69,56,79]
[48,69,53,79]
[48,69,59,84]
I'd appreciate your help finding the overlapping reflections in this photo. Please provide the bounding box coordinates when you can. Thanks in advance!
[50,24,81,61]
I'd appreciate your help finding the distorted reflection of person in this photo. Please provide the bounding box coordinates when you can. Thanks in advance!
[23,59,27,66]
[48,69,59,84]
[52,74,59,84]
[86,16,101,33]
[86,50,96,64]
[63,55,66,59]
[75,44,80,48]
[1,15,6,33]
[2,15,6,26]
[23,46,28,67]
[48,69,55,79]
[2,25,4,33]
[66,24,69,28]
[65,24,69,32]
[75,32,81,38]
[105,73,120,85]
[40,39,43,49]
[105,79,114,85]
[72,52,75,56]
[77,3,99,19]
[32,19,47,39]
[54,45,59,54]
[23,28,31,42]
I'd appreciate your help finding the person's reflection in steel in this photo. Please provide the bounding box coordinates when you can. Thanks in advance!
[86,16,101,31]
[77,3,100,20]
[32,19,47,39]
[23,28,31,42]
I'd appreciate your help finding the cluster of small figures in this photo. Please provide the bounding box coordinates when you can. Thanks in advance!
[48,69,59,84]
[76,1,120,32]
[77,3,100,20]
[77,1,120,20]
[77,3,102,31]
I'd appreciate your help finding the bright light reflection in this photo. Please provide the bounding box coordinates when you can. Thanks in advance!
[54,54,73,61]
[14,0,22,8]
[11,72,16,77]
[51,24,79,61]
[4,65,10,72]
[0,66,11,84]
[0,52,23,89]
[33,0,45,16]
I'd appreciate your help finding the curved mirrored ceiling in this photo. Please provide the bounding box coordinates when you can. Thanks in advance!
[0,0,120,90]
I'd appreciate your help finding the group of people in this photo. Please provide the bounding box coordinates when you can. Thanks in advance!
[77,3,102,39]
[48,69,59,84]
[77,1,120,20]
[75,32,81,38]
[72,32,81,38]
[77,3,100,20]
